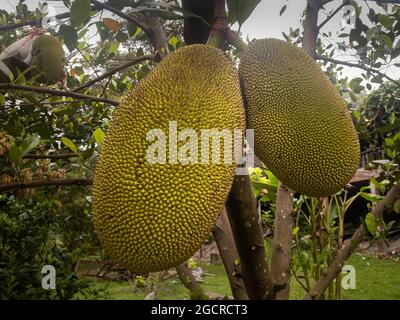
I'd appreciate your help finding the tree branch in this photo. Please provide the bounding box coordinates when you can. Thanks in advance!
[90,0,150,34]
[0,12,71,32]
[366,0,400,3]
[271,183,294,300]
[225,175,275,299]
[175,262,208,300]
[305,182,400,299]
[321,0,335,5]
[0,178,93,193]
[22,153,79,160]
[303,0,322,58]
[207,0,228,49]
[317,55,400,86]
[0,2,113,32]
[213,207,249,300]
[318,1,349,30]
[142,13,169,60]
[0,84,119,106]
[73,54,155,92]
[225,29,249,53]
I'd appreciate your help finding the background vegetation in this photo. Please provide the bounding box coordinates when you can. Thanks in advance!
[0,0,399,300]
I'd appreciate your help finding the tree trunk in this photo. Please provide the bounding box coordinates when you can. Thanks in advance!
[271,183,294,299]
[213,207,249,300]
[225,175,275,299]
[302,0,321,58]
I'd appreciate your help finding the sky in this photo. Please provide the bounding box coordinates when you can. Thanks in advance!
[1,0,399,82]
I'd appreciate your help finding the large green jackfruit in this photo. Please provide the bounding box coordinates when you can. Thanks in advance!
[92,45,245,273]
[239,39,360,197]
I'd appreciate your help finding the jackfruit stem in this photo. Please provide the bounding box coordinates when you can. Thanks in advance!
[225,29,248,54]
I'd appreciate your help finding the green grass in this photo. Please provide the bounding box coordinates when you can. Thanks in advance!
[288,254,400,300]
[76,254,400,300]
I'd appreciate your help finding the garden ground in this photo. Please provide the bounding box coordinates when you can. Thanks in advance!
[75,254,400,300]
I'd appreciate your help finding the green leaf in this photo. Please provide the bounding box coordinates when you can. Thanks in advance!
[300,251,309,266]
[350,77,364,93]
[394,199,400,214]
[235,0,261,28]
[378,14,393,30]
[280,5,287,16]
[292,226,299,235]
[70,0,91,27]
[93,128,105,146]
[116,31,128,43]
[58,24,78,51]
[20,135,40,157]
[349,0,361,18]
[385,137,394,147]
[127,21,138,37]
[227,0,237,23]
[0,94,5,106]
[382,33,393,49]
[8,145,22,164]
[370,178,385,193]
[365,212,377,236]
[360,192,383,202]
[61,137,78,153]
[108,42,120,54]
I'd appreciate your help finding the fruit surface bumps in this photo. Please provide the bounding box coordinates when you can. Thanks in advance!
[239,38,360,197]
[92,45,245,273]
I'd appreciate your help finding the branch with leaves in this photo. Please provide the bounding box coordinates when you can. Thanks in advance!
[90,0,149,33]
[318,1,349,30]
[73,54,156,91]
[305,182,400,299]
[317,55,400,86]
[0,84,119,106]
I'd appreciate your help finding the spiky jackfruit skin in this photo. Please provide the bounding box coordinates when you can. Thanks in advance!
[92,45,245,273]
[239,39,360,197]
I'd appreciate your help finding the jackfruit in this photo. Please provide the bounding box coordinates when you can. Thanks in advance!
[0,34,65,84]
[30,35,65,84]
[239,39,360,197]
[92,45,245,273]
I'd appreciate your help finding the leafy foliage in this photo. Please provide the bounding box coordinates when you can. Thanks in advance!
[0,187,98,299]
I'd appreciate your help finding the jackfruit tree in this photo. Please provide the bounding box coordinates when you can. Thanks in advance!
[0,0,399,302]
